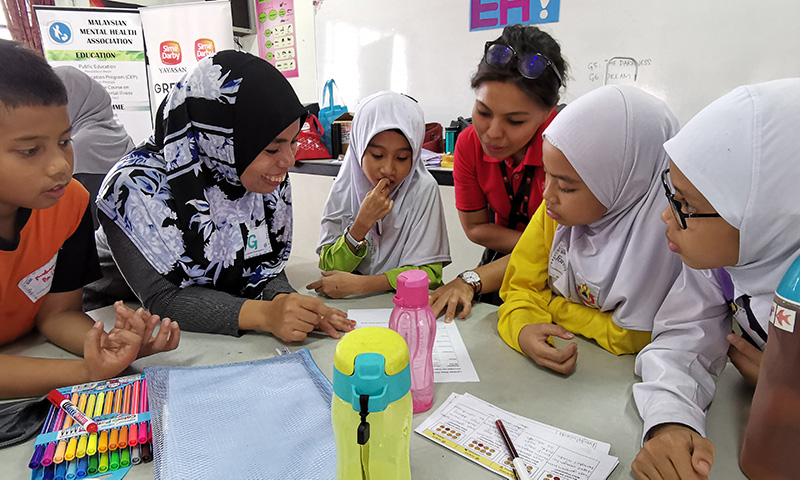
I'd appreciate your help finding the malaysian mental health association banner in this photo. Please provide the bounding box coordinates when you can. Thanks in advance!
[34,6,152,144]
[139,1,235,119]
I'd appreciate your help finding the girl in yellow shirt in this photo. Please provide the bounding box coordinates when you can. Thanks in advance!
[499,85,683,374]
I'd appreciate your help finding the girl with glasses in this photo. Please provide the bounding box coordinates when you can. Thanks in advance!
[432,24,567,317]
[498,85,682,374]
[632,79,800,480]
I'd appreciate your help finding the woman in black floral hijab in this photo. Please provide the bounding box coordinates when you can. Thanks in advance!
[96,50,353,341]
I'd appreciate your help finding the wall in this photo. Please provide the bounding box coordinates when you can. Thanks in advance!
[314,0,800,126]
[239,0,318,103]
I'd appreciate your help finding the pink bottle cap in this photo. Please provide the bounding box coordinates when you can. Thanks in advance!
[393,270,430,308]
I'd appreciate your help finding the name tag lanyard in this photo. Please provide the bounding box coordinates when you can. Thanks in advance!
[499,163,537,231]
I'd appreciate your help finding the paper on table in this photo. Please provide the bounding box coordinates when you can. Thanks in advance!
[415,392,619,480]
[347,308,480,383]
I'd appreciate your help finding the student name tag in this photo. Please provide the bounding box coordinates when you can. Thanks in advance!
[244,224,272,259]
[18,253,58,303]
[549,241,569,296]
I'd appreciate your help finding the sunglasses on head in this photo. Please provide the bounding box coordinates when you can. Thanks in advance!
[483,42,562,87]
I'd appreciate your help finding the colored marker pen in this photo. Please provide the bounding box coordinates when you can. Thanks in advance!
[140,442,152,463]
[109,388,123,450]
[65,459,77,479]
[99,387,114,453]
[137,379,148,445]
[98,451,109,473]
[43,464,55,480]
[29,405,57,469]
[47,390,98,434]
[87,454,98,475]
[87,391,105,456]
[41,407,65,466]
[110,448,120,470]
[130,444,142,465]
[120,447,130,467]
[118,384,132,449]
[76,456,87,478]
[53,460,66,480]
[128,381,140,447]
[54,393,79,464]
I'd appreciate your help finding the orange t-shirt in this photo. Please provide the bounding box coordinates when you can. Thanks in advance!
[0,180,89,345]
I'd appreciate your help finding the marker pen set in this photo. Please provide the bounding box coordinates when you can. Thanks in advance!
[28,374,152,479]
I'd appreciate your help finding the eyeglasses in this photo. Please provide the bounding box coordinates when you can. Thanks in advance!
[483,42,562,87]
[661,168,721,229]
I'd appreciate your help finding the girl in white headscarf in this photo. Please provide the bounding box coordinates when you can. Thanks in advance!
[498,85,682,375]
[633,78,800,480]
[309,91,451,298]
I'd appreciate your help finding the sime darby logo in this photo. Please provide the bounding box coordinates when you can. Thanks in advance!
[160,41,182,65]
[194,38,215,61]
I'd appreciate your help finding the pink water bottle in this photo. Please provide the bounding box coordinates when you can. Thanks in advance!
[388,270,436,413]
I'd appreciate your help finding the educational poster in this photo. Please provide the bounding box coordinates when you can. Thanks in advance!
[139,1,235,119]
[470,0,560,31]
[34,6,152,145]
[255,0,299,78]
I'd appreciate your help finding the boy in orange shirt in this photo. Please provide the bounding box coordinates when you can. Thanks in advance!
[0,41,180,399]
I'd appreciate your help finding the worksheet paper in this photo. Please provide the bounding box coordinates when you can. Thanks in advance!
[347,308,480,383]
[416,393,619,480]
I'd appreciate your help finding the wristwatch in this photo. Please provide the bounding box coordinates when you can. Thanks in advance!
[458,270,482,296]
[344,226,369,253]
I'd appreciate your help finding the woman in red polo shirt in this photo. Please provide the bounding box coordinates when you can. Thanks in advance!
[447,24,567,307]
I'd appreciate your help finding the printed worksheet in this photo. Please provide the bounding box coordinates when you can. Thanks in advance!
[416,393,619,480]
[348,309,480,383]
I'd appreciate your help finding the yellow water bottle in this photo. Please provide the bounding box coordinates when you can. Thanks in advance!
[332,327,413,480]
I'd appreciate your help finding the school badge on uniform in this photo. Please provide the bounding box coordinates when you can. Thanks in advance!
[770,300,797,333]
[578,282,598,308]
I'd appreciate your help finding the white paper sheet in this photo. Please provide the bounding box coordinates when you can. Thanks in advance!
[347,308,480,383]
[415,392,619,480]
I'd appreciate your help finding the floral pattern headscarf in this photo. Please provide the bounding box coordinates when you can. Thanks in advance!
[97,50,307,298]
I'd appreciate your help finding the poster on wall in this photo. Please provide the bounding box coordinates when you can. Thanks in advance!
[34,6,152,145]
[470,0,560,31]
[255,0,299,78]
[139,1,235,119]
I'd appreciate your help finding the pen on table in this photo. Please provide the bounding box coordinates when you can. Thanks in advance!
[495,419,531,480]
[47,390,98,434]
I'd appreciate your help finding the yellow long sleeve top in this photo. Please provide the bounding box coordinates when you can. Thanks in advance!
[498,202,651,356]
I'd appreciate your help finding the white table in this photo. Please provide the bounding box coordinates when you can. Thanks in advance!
[0,258,752,479]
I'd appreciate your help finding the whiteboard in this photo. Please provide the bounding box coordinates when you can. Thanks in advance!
[314,0,800,126]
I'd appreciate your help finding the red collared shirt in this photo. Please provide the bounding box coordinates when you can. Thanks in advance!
[453,109,557,231]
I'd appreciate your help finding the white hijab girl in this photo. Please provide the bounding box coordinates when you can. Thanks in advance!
[315,92,450,291]
[545,85,682,330]
[664,78,800,335]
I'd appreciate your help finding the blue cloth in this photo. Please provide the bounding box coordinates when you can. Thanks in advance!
[146,350,335,479]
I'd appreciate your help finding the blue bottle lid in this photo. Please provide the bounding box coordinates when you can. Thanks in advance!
[776,255,800,303]
[333,327,411,413]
